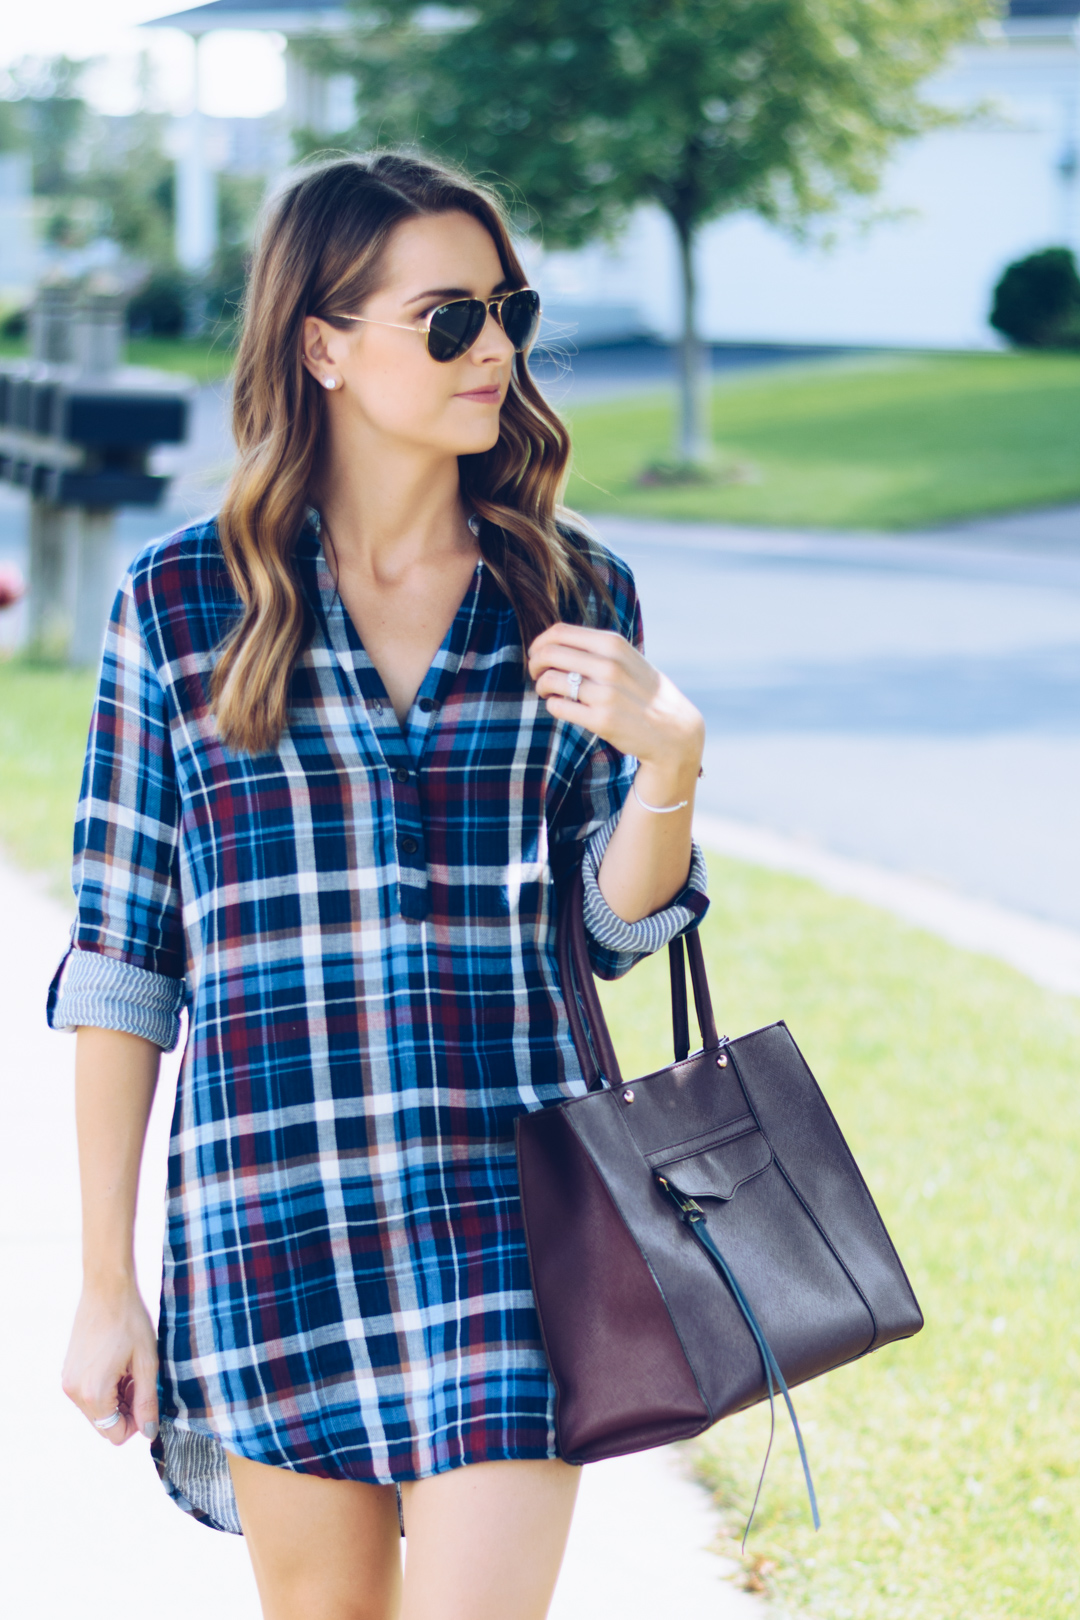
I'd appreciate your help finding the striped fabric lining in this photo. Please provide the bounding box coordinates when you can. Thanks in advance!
[51,947,186,1051]
[581,807,710,958]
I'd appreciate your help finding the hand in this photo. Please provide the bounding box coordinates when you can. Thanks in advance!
[527,622,704,776]
[62,1282,160,1447]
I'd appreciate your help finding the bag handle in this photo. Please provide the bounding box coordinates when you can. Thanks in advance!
[556,864,720,1091]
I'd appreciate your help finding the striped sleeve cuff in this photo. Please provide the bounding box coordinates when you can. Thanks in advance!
[50,948,185,1052]
[581,810,710,956]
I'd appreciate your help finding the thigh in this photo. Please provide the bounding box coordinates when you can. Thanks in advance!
[228,1451,403,1620]
[399,1457,580,1620]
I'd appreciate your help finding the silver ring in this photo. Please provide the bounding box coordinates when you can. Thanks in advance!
[93,1409,122,1431]
[566,670,582,702]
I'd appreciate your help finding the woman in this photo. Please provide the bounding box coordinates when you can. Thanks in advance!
[51,152,708,1620]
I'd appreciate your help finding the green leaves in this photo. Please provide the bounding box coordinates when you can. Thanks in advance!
[318,0,990,243]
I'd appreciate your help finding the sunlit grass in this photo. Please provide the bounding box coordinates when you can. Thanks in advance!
[598,855,1080,1618]
[565,351,1080,529]
[0,331,234,385]
[0,659,95,899]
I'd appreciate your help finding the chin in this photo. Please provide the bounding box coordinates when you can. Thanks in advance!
[452,425,503,457]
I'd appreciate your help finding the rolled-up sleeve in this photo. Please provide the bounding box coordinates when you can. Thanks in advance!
[47,570,186,1050]
[581,807,709,962]
[51,949,185,1051]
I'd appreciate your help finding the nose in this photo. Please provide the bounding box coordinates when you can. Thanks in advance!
[473,304,515,362]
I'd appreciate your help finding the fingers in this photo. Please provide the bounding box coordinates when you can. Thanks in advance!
[62,1294,161,1448]
[78,1375,134,1447]
[526,624,633,683]
[541,692,597,730]
[131,1345,161,1442]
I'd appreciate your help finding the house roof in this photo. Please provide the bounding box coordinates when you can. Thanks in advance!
[146,0,1080,30]
[1007,1,1080,15]
[144,1,349,31]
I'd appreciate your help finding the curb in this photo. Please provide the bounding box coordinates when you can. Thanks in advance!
[695,811,1080,998]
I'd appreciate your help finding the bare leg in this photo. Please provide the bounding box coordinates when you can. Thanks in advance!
[227,1452,403,1620]
[399,1457,580,1620]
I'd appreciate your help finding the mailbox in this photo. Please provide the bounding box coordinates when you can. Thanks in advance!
[0,280,194,663]
[0,364,190,508]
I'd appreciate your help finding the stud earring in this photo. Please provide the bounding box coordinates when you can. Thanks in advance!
[323,377,338,390]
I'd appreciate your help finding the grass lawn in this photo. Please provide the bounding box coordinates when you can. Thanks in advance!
[565,350,1080,529]
[0,332,235,385]
[0,660,96,897]
[598,858,1080,1619]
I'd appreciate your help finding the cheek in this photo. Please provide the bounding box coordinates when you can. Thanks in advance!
[350,358,443,432]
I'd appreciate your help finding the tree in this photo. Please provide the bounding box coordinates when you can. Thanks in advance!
[306,0,991,465]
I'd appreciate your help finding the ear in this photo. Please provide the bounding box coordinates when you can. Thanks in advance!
[301,316,340,383]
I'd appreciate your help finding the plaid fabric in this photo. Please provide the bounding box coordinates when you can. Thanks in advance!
[48,513,708,1531]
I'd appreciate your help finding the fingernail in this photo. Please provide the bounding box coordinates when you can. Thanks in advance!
[143,1421,159,1440]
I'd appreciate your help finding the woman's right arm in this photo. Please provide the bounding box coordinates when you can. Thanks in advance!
[62,1026,162,1447]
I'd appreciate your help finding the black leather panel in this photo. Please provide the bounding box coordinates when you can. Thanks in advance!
[729,1022,924,1349]
[657,1126,773,1201]
[566,1068,877,1417]
[617,1047,749,1155]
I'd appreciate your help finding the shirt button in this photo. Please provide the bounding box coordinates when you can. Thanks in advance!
[417,697,436,713]
[399,835,419,855]
[394,767,411,783]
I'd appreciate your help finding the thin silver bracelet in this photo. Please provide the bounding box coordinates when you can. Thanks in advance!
[632,777,689,815]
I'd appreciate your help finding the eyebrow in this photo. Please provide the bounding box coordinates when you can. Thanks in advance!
[404,280,511,305]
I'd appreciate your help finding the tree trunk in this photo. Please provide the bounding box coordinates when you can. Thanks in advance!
[672,213,709,465]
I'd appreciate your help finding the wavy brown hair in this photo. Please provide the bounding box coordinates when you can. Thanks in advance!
[212,150,612,754]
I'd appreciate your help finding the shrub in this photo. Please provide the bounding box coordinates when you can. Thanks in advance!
[126,268,190,338]
[1,307,28,339]
[989,247,1080,349]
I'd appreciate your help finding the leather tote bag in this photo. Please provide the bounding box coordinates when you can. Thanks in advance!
[516,866,923,1521]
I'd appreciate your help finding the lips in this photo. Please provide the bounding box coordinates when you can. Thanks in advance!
[455,386,501,401]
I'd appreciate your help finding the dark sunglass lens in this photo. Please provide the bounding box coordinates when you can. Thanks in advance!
[427,300,486,362]
[500,289,541,351]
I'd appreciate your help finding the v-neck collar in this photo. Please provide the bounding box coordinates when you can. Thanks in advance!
[300,510,486,770]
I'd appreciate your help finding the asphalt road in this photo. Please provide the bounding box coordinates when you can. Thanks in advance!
[597,513,1080,932]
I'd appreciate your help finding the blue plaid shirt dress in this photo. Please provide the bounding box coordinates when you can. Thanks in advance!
[48,511,709,1533]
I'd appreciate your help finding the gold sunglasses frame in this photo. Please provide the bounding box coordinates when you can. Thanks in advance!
[333,288,541,360]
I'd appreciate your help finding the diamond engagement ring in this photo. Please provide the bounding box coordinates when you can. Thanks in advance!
[93,1409,123,1431]
[565,671,582,702]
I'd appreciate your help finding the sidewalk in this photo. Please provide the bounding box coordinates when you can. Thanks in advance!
[0,853,764,1620]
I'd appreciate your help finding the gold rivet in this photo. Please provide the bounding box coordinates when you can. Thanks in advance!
[622,1088,635,1104]
[716,1053,729,1067]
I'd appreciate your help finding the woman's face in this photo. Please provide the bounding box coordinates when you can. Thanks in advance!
[303,209,518,459]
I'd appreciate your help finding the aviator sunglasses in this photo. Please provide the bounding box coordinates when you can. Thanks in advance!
[335,287,542,363]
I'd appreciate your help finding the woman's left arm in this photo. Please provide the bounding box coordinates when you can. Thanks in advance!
[528,622,705,923]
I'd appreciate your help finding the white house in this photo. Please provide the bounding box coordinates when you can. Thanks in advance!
[145,0,1080,348]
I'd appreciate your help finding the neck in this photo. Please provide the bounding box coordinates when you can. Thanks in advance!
[313,421,473,581]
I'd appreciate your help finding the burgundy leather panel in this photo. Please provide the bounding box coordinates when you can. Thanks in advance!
[516,1103,709,1463]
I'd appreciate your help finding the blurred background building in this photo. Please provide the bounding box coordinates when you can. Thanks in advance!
[0,0,1077,346]
[150,0,1080,347]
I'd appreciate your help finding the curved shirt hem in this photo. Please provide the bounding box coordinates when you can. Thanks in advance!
[153,1417,562,1535]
